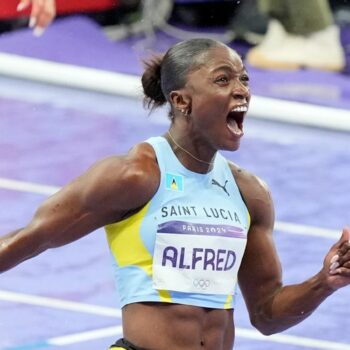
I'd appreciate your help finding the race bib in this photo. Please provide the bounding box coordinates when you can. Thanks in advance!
[152,221,247,295]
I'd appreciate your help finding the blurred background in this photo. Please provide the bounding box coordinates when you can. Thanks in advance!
[0,0,349,122]
[0,1,350,350]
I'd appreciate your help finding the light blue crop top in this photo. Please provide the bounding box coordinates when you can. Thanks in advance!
[105,136,250,309]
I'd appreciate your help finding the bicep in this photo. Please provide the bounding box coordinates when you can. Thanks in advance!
[25,154,156,249]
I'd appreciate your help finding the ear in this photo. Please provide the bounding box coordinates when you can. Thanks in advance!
[169,90,191,112]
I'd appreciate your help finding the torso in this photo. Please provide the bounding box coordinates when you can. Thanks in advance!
[122,302,235,350]
[106,139,257,350]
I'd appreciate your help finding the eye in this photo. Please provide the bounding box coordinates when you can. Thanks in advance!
[240,74,250,84]
[215,76,229,84]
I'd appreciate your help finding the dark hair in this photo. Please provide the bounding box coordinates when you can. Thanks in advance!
[142,38,222,111]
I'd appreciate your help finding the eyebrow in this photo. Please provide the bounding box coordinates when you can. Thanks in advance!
[210,64,248,75]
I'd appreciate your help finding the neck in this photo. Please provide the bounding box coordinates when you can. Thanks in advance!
[166,130,216,173]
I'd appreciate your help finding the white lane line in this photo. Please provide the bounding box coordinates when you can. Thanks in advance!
[4,326,123,349]
[236,328,350,350]
[274,221,340,240]
[49,325,123,346]
[0,177,59,196]
[0,177,341,240]
[1,290,349,349]
[250,95,350,132]
[0,52,142,98]
[47,326,350,349]
[0,290,121,318]
[0,52,349,132]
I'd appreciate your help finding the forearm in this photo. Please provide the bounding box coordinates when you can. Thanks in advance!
[0,227,46,273]
[253,272,334,335]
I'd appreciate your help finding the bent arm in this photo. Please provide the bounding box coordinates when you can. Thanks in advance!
[239,227,334,334]
[0,144,159,273]
[236,171,349,335]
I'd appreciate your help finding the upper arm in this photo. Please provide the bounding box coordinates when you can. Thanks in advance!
[15,143,159,251]
[235,169,281,320]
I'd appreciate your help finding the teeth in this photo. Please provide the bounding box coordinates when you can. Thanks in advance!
[232,106,248,112]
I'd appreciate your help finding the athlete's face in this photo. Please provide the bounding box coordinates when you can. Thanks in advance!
[184,45,250,152]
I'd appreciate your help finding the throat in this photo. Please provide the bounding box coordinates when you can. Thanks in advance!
[166,131,215,171]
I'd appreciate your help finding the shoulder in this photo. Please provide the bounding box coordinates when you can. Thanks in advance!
[97,142,158,181]
[79,142,160,216]
[86,141,158,179]
[227,161,274,228]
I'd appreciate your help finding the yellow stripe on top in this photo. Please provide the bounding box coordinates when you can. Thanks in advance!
[247,211,251,229]
[224,294,233,309]
[105,202,172,303]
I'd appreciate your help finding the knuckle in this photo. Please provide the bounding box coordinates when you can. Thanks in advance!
[339,248,347,255]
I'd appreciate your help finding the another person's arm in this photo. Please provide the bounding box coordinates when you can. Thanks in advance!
[17,0,56,36]
[0,144,159,273]
[236,169,350,335]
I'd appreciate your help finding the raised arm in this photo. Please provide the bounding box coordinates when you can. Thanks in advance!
[0,143,159,273]
[235,168,350,335]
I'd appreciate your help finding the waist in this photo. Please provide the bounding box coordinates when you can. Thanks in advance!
[122,302,235,350]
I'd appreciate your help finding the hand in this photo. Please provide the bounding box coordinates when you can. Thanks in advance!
[17,0,56,36]
[322,227,350,290]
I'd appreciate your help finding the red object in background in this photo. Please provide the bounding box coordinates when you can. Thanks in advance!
[0,0,120,19]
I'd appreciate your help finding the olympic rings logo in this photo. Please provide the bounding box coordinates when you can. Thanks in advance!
[193,279,210,290]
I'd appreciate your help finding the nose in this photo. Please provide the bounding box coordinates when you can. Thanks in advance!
[232,82,250,102]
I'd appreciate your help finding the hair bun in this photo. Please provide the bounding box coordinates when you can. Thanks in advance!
[142,55,167,110]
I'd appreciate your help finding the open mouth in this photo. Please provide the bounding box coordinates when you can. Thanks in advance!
[226,106,247,135]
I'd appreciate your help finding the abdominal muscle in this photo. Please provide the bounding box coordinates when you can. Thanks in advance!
[122,302,235,350]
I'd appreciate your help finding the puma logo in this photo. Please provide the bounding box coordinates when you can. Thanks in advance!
[212,179,230,196]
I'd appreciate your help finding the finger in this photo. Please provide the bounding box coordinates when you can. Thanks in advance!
[33,12,54,36]
[329,266,350,276]
[342,226,350,241]
[330,254,339,264]
[30,0,45,28]
[326,229,350,270]
[33,26,45,37]
[332,226,350,250]
[338,251,350,267]
[329,261,340,274]
[17,0,31,12]
[330,261,339,271]
[35,8,55,30]
[338,241,350,256]
[32,0,56,36]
